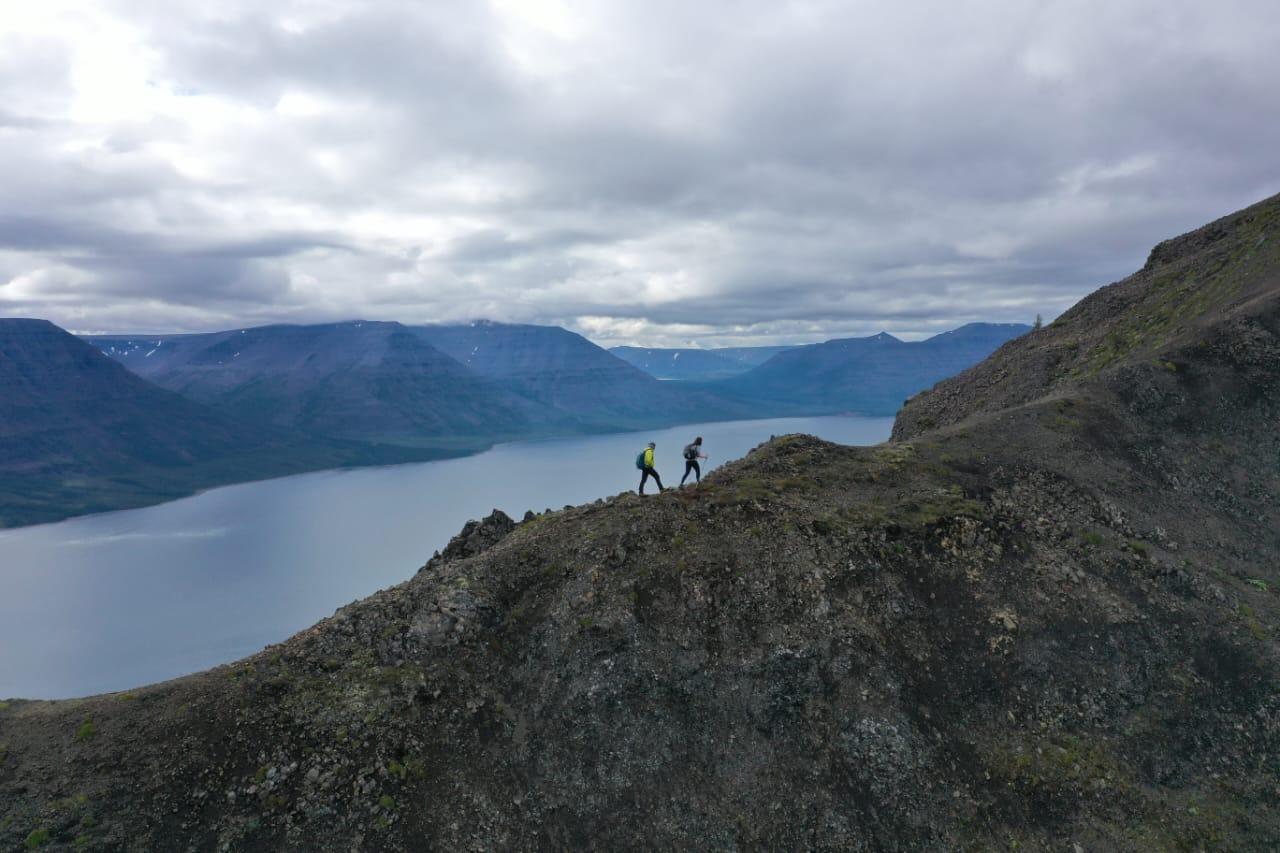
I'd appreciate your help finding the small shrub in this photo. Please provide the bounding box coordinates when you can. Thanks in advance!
[1245,578,1269,592]
[57,794,88,810]
[1081,531,1104,547]
[378,794,396,810]
[1238,605,1267,641]
[25,829,50,849]
[74,719,95,742]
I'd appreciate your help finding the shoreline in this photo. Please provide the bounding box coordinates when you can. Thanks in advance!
[1,411,892,535]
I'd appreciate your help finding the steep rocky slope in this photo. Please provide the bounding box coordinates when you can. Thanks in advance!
[894,194,1280,440]
[2,196,1279,850]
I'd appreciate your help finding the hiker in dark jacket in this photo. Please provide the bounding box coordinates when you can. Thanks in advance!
[681,436,707,486]
[638,442,664,494]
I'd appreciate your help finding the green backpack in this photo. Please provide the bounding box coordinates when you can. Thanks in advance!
[635,450,647,470]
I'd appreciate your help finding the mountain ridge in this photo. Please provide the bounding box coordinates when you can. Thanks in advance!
[894,193,1280,440]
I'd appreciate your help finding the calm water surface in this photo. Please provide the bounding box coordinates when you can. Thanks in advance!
[0,416,891,699]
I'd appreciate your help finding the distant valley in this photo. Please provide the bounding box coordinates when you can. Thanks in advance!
[609,344,796,380]
[706,323,1032,414]
[612,323,1031,414]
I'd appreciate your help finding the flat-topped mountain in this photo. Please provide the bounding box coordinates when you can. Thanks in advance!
[609,344,796,380]
[90,322,561,448]
[710,323,1030,414]
[1,195,1276,848]
[415,321,749,428]
[0,318,253,470]
[0,320,408,526]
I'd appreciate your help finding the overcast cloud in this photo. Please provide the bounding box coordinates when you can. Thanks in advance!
[1,0,1277,346]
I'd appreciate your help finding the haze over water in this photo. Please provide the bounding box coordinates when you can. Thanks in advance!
[0,416,891,699]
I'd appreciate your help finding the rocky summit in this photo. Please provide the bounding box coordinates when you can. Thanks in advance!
[2,195,1279,850]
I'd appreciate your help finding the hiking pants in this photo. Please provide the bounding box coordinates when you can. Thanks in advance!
[639,466,663,494]
[681,460,701,485]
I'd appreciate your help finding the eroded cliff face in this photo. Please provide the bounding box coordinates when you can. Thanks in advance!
[2,196,1279,851]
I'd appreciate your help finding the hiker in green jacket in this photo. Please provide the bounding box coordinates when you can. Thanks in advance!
[637,441,664,495]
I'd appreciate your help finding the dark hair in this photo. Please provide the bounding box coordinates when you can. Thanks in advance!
[695,436,703,443]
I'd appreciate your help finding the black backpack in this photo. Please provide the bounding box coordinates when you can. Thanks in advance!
[683,443,698,461]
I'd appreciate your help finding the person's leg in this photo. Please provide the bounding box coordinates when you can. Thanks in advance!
[692,460,701,483]
[639,468,650,494]
[681,460,694,485]
[650,467,664,491]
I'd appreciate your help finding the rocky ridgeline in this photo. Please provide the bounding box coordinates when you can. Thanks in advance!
[1,196,1279,850]
[894,192,1280,442]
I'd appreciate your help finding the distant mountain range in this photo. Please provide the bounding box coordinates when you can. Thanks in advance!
[609,345,797,380]
[90,322,560,449]
[704,323,1031,414]
[0,320,430,527]
[90,321,750,444]
[0,315,1026,526]
[414,322,748,429]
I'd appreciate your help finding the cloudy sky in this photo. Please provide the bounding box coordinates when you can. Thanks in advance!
[1,0,1277,346]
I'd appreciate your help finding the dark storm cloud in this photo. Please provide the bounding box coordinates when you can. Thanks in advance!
[1,0,1278,343]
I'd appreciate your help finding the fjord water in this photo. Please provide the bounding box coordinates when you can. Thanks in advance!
[0,416,891,699]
